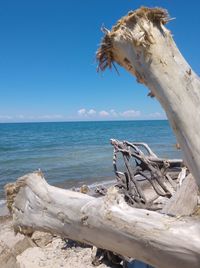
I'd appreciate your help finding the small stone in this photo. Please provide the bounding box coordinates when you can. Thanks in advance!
[31,231,54,247]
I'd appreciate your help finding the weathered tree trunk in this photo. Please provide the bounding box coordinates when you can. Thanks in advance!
[5,172,200,268]
[97,7,200,187]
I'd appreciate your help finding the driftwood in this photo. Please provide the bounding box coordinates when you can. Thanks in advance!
[5,171,200,268]
[92,139,187,265]
[5,142,200,267]
[97,7,200,188]
[161,174,198,216]
[111,139,183,208]
[95,7,200,265]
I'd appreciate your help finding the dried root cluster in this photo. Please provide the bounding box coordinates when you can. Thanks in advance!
[96,139,186,213]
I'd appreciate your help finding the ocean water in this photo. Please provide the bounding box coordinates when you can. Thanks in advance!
[0,120,182,201]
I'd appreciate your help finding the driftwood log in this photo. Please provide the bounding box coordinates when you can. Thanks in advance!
[97,7,200,188]
[4,6,200,268]
[5,171,200,268]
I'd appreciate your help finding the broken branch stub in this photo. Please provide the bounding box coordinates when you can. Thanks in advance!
[97,7,200,187]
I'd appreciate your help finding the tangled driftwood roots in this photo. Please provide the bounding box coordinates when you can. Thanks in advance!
[110,139,184,210]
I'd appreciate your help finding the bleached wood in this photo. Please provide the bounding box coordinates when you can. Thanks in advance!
[161,174,198,216]
[5,172,200,268]
[97,7,200,187]
[132,142,158,158]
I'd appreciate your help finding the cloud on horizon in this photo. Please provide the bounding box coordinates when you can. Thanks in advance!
[99,110,110,117]
[77,108,142,119]
[120,110,141,118]
[0,109,166,123]
[0,114,65,122]
[76,108,165,120]
[148,112,167,119]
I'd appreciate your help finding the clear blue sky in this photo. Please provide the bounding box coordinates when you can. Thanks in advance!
[0,0,200,122]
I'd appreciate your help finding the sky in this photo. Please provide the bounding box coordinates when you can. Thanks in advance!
[0,0,200,123]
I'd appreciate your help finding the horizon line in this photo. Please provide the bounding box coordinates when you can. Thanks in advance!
[0,118,168,124]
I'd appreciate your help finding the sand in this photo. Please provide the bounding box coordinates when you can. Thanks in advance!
[0,216,121,268]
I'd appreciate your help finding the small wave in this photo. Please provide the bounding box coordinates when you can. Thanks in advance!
[88,179,115,189]
[87,174,143,190]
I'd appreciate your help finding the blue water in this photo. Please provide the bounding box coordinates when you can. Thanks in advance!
[0,120,182,199]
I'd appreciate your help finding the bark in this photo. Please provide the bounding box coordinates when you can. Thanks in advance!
[5,172,200,268]
[97,7,200,187]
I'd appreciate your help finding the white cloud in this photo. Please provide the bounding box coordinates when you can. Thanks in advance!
[87,109,96,115]
[110,109,118,117]
[120,110,141,118]
[0,115,13,120]
[0,114,66,122]
[37,114,64,120]
[17,115,25,119]
[99,110,110,117]
[77,108,87,116]
[76,108,142,119]
[77,108,96,117]
[148,112,166,119]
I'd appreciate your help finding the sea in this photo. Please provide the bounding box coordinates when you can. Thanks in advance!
[0,120,182,214]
